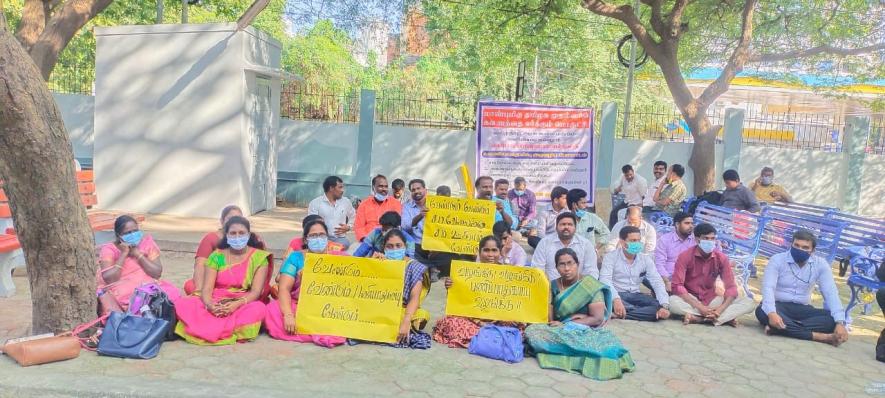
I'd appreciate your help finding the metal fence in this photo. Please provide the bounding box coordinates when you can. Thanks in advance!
[47,65,94,95]
[868,116,885,155]
[280,83,360,123]
[741,110,844,152]
[374,94,477,130]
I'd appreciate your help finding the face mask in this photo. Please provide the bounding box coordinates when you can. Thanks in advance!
[698,240,716,254]
[514,190,525,196]
[307,236,328,253]
[227,235,249,250]
[385,248,406,260]
[121,230,143,246]
[761,176,773,186]
[374,192,387,202]
[790,247,811,264]
[625,241,643,255]
[412,192,424,202]
[575,209,587,219]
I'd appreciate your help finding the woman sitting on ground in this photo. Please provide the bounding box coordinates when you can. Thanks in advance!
[382,229,432,348]
[265,218,347,347]
[433,235,527,348]
[354,211,416,258]
[184,205,251,296]
[97,215,180,314]
[524,248,635,381]
[491,221,527,266]
[284,214,345,258]
[175,216,270,345]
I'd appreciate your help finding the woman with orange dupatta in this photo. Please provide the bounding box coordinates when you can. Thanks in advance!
[175,216,270,345]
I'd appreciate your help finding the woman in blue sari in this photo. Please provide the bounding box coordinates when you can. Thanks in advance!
[525,248,635,380]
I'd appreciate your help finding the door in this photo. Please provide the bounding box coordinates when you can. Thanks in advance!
[249,75,274,214]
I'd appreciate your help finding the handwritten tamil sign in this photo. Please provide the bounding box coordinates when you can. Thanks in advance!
[422,195,496,255]
[445,260,549,323]
[296,254,406,343]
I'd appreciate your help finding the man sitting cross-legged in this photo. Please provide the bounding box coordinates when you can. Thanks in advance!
[669,223,756,326]
[600,226,671,322]
[755,229,848,346]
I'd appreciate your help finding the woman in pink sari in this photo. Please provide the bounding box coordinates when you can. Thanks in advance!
[96,215,180,314]
[265,219,347,347]
[175,216,270,345]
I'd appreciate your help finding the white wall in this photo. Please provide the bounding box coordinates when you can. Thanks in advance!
[278,119,359,175]
[93,24,280,218]
[740,145,845,209]
[859,155,885,218]
[373,124,475,194]
[54,93,93,160]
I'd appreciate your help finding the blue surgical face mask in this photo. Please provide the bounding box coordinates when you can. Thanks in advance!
[227,235,249,250]
[625,241,643,255]
[385,248,406,260]
[374,192,387,202]
[121,230,143,246]
[307,236,328,253]
[760,176,773,186]
[575,209,587,219]
[514,190,525,197]
[698,240,716,254]
[790,247,811,264]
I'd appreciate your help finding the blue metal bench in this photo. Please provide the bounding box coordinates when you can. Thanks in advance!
[648,211,674,235]
[758,206,846,265]
[694,202,765,298]
[844,246,885,326]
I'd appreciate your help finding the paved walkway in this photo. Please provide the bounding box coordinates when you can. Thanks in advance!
[1,209,885,397]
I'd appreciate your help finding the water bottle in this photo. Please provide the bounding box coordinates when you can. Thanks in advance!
[140,304,155,318]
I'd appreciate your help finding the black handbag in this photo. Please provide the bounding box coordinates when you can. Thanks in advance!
[148,292,178,341]
[97,312,169,359]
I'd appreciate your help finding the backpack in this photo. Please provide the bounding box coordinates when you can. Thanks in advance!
[128,283,178,341]
[686,191,723,215]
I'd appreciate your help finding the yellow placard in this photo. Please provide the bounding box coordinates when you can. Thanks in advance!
[460,164,474,199]
[295,254,406,343]
[445,261,549,324]
[422,195,495,255]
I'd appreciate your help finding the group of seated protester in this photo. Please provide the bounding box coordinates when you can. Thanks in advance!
[91,167,845,381]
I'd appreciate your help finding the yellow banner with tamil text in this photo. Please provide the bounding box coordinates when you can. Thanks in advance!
[445,260,549,323]
[422,195,495,255]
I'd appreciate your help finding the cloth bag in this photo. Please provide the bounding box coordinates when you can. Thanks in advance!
[1,335,81,366]
[97,311,169,359]
[467,325,524,363]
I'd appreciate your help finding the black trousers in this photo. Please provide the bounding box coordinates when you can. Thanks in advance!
[877,289,885,362]
[755,301,836,340]
[620,292,661,322]
[527,235,541,249]
[609,202,629,229]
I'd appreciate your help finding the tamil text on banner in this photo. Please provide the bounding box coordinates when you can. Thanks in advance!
[476,101,595,204]
[445,260,549,323]
[296,254,406,343]
[422,195,495,255]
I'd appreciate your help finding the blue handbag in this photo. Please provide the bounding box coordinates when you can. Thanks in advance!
[97,311,169,359]
[467,325,524,363]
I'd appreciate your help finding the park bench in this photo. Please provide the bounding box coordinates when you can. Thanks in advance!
[758,206,845,265]
[0,233,23,297]
[843,246,885,326]
[693,202,765,298]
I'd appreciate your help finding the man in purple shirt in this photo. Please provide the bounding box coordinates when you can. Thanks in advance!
[508,177,537,236]
[653,212,695,292]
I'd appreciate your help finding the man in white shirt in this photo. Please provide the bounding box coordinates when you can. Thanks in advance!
[307,176,356,249]
[600,225,670,322]
[642,161,668,212]
[531,212,598,281]
[610,164,648,228]
[608,206,656,255]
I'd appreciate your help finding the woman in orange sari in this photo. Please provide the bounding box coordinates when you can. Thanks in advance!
[265,218,347,347]
[174,216,270,345]
[96,215,180,314]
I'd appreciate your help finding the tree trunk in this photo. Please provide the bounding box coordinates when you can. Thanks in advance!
[0,29,97,333]
[686,115,718,195]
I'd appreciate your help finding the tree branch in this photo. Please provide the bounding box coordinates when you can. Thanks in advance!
[581,0,662,59]
[15,0,50,52]
[640,0,668,40]
[667,0,690,37]
[28,0,114,80]
[751,43,885,63]
[698,0,757,106]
